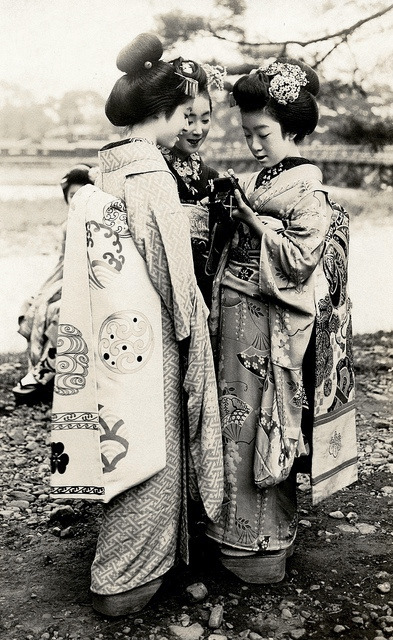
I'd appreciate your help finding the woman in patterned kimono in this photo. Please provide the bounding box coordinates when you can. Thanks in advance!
[13,164,97,402]
[160,62,226,306]
[207,59,357,583]
[50,33,223,616]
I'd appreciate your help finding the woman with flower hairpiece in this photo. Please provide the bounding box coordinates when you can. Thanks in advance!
[206,58,357,583]
[160,61,226,306]
[49,33,223,616]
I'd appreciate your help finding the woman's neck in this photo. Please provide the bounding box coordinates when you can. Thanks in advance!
[173,146,194,161]
[127,122,158,145]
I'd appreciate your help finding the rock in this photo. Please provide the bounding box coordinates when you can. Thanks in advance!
[329,511,345,519]
[333,625,346,633]
[375,419,392,428]
[289,630,306,639]
[7,490,35,502]
[380,486,393,495]
[25,442,40,451]
[381,615,393,623]
[336,524,358,533]
[346,511,359,522]
[185,583,208,602]
[179,614,191,627]
[8,500,30,509]
[48,505,75,524]
[281,608,292,619]
[9,426,25,443]
[0,510,15,518]
[377,582,391,593]
[356,522,378,534]
[375,572,391,580]
[207,635,227,640]
[168,622,204,640]
[299,519,312,527]
[208,604,224,629]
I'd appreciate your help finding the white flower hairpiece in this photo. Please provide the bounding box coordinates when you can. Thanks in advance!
[262,62,308,105]
[202,63,227,91]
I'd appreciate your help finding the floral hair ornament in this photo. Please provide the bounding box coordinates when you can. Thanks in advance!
[263,62,308,105]
[202,63,227,91]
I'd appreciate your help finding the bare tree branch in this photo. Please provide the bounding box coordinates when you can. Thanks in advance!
[314,38,346,67]
[207,3,393,47]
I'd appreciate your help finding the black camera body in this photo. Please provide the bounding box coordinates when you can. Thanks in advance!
[208,171,250,221]
[205,171,251,275]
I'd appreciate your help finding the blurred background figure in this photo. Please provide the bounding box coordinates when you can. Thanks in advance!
[13,163,98,403]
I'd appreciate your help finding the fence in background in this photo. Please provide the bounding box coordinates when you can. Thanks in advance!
[1,142,393,189]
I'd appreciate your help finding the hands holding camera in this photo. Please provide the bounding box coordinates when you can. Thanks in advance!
[230,185,255,226]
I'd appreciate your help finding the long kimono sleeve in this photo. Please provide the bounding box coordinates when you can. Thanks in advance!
[257,188,330,298]
[123,171,224,521]
[124,170,198,340]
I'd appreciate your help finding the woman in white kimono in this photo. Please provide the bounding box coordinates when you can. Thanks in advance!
[50,33,223,616]
[206,59,357,583]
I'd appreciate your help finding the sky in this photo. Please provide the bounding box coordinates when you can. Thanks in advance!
[0,0,392,101]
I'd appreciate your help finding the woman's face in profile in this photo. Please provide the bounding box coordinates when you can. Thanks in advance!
[157,99,194,149]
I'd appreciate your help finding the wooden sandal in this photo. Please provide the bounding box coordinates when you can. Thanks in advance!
[220,548,288,584]
[91,576,164,617]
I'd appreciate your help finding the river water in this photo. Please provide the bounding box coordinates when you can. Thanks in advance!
[1,186,392,354]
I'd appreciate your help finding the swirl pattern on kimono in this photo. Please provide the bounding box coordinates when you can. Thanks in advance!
[98,311,155,374]
[86,220,125,290]
[54,324,89,396]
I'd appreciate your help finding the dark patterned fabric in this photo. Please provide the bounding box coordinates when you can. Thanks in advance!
[160,147,219,306]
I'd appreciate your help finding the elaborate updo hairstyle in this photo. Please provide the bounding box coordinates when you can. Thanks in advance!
[232,57,319,143]
[60,163,97,202]
[105,33,196,128]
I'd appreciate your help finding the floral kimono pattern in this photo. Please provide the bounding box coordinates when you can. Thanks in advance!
[207,158,356,553]
[17,224,66,384]
[160,146,219,306]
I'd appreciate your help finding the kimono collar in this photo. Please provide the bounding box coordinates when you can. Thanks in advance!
[255,157,315,189]
[99,138,171,178]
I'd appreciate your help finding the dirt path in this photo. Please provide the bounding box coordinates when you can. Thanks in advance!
[0,332,392,640]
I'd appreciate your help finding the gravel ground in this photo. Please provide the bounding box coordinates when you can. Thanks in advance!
[0,332,392,640]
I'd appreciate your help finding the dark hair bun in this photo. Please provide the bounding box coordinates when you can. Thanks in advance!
[116,33,163,77]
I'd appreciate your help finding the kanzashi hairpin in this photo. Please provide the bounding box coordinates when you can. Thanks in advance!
[174,73,198,98]
[202,63,227,91]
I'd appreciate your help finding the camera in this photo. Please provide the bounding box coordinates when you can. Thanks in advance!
[208,170,250,221]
